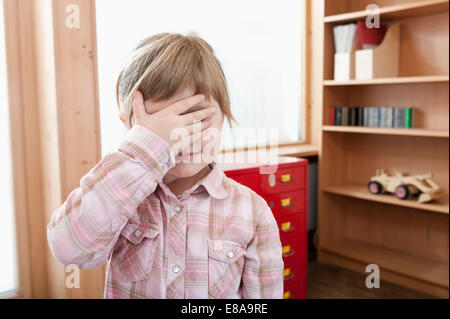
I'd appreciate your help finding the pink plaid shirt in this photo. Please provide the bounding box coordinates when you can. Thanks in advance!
[47,125,284,299]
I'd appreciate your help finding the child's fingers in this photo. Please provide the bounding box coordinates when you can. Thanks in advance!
[132,90,146,119]
[176,130,202,153]
[181,107,216,125]
[172,129,209,156]
[184,118,211,135]
[179,131,204,155]
[170,94,206,115]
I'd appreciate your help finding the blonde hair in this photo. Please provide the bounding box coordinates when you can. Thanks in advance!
[116,32,235,129]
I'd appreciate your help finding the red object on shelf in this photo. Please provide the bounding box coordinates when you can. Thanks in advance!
[220,156,308,299]
[356,20,387,49]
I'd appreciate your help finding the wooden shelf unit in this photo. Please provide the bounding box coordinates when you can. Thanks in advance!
[317,0,449,298]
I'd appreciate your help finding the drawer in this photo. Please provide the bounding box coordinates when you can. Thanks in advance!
[260,165,306,195]
[226,172,260,193]
[283,277,306,299]
[283,252,307,285]
[280,234,307,265]
[277,212,306,239]
[264,190,306,218]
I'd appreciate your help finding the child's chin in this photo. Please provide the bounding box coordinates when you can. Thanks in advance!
[169,162,209,178]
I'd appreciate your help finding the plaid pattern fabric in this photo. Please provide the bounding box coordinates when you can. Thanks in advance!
[47,125,284,299]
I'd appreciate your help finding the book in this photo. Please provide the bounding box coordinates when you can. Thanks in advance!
[399,108,405,128]
[357,107,364,126]
[386,107,394,128]
[350,107,358,126]
[342,107,349,126]
[373,107,380,127]
[393,108,398,128]
[405,107,413,128]
[380,107,386,128]
[335,107,342,126]
[363,107,369,127]
[393,107,401,128]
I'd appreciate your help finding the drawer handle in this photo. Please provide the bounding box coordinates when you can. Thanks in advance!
[281,174,294,183]
[281,198,294,207]
[270,200,295,209]
[283,268,295,281]
[281,221,295,233]
[281,225,296,233]
[283,291,292,299]
[283,248,296,258]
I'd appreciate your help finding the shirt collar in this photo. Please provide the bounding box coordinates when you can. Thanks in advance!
[196,160,229,200]
[158,160,229,200]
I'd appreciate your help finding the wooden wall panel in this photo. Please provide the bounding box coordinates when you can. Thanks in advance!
[3,0,48,298]
[44,0,104,298]
[6,0,104,298]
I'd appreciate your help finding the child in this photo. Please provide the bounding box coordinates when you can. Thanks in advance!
[47,33,284,299]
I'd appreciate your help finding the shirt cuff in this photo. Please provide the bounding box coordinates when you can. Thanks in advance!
[118,125,176,180]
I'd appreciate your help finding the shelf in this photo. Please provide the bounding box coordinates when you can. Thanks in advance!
[324,0,449,24]
[321,238,449,288]
[221,143,318,158]
[323,75,449,86]
[277,144,319,157]
[322,126,449,138]
[323,184,449,214]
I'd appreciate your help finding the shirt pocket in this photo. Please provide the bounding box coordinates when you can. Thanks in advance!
[111,219,160,282]
[207,239,246,299]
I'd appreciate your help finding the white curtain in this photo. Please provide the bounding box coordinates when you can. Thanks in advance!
[0,0,18,295]
[96,0,303,155]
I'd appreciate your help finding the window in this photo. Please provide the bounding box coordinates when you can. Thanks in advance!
[96,0,304,155]
[0,0,18,296]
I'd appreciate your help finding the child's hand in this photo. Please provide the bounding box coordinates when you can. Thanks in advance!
[132,90,216,153]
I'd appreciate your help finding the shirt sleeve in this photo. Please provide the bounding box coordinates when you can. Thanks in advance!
[241,195,284,299]
[47,125,175,269]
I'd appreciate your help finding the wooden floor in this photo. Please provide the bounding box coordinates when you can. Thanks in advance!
[306,260,435,299]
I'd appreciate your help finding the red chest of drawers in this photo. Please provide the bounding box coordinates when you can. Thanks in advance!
[221,156,308,299]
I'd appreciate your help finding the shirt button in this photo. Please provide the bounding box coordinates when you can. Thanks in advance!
[174,206,182,213]
[172,265,181,274]
[227,251,234,259]
[134,229,142,237]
